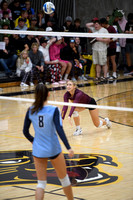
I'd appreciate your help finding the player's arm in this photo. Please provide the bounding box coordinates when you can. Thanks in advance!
[54,108,71,149]
[23,109,34,143]
[68,92,83,118]
[61,93,69,119]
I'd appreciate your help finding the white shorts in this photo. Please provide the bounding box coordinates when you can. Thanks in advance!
[93,50,107,65]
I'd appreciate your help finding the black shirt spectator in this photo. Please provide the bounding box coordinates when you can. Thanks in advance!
[8,0,22,21]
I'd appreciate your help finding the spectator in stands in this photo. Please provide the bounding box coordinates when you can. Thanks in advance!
[108,8,123,33]
[106,15,111,22]
[0,19,11,41]
[19,0,26,10]
[100,18,117,79]
[8,0,21,21]
[49,36,72,82]
[1,10,14,29]
[10,33,25,56]
[86,20,110,80]
[0,0,12,20]
[14,10,30,28]
[63,16,73,32]
[75,37,91,78]
[22,0,35,20]
[0,18,10,29]
[125,13,133,74]
[15,18,28,38]
[29,42,46,84]
[45,10,58,27]
[72,18,87,52]
[60,38,87,81]
[30,17,38,30]
[86,17,99,33]
[108,9,124,69]
[39,37,62,86]
[42,16,60,31]
[16,49,33,87]
[36,10,45,28]
[0,36,17,78]
[23,27,38,50]
[118,11,127,73]
[62,16,74,44]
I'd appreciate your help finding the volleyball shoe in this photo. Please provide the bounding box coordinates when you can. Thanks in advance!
[105,118,112,128]
[73,128,82,136]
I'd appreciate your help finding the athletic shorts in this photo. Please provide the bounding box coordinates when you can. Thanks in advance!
[86,98,97,110]
[126,43,133,53]
[107,48,116,57]
[49,152,61,160]
[93,49,107,65]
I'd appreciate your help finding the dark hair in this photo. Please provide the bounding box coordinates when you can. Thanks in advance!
[127,13,133,21]
[74,18,81,24]
[93,20,101,24]
[31,83,49,114]
[0,1,8,9]
[100,18,108,24]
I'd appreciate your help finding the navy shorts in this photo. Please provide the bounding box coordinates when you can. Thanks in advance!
[49,152,61,160]
[86,98,97,110]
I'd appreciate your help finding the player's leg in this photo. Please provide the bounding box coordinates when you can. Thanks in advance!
[72,108,85,135]
[88,97,111,128]
[89,108,111,128]
[33,156,48,200]
[51,152,73,200]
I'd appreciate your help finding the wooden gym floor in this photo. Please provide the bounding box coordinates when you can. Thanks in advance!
[0,76,133,200]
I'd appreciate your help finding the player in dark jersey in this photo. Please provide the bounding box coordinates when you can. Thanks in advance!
[23,83,74,200]
[62,80,111,135]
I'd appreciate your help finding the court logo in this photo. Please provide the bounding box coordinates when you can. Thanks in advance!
[0,151,122,187]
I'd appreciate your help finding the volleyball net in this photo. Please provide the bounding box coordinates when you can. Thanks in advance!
[0,29,133,113]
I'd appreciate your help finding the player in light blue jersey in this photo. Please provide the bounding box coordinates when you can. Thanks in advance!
[23,83,74,200]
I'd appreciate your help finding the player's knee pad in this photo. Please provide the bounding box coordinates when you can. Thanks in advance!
[59,174,71,188]
[37,180,47,189]
[97,120,103,128]
[72,111,79,118]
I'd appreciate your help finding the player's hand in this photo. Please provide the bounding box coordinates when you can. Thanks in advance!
[68,116,73,126]
[68,148,74,158]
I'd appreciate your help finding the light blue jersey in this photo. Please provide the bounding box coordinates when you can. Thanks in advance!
[29,105,62,158]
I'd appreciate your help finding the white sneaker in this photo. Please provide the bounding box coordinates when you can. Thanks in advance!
[73,128,82,136]
[30,82,34,86]
[112,72,117,79]
[20,82,29,87]
[105,118,112,129]
[82,75,88,81]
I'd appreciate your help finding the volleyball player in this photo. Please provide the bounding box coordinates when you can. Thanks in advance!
[62,80,111,136]
[23,83,74,200]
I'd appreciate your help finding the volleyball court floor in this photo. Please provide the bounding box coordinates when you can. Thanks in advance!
[0,77,133,200]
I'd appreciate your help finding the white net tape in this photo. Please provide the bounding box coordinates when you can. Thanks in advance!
[0,29,133,38]
[0,96,133,112]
